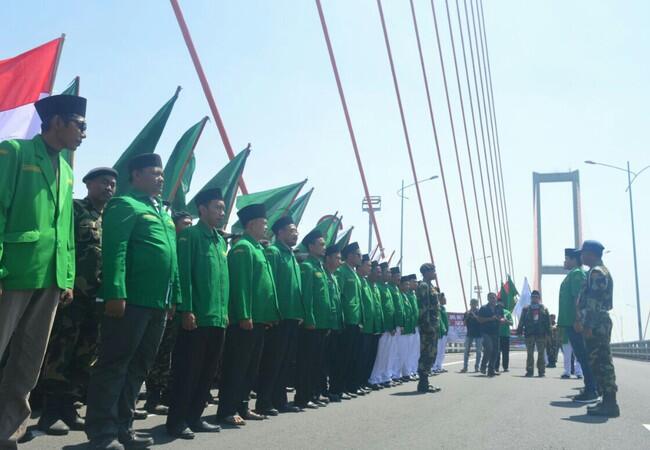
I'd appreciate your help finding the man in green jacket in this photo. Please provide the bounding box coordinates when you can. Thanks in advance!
[323,244,343,402]
[84,153,180,450]
[369,262,396,388]
[432,293,449,373]
[38,167,117,436]
[217,204,279,426]
[256,216,304,416]
[388,267,404,383]
[334,242,363,398]
[365,261,384,390]
[405,274,421,379]
[165,188,228,439]
[355,255,375,393]
[0,95,85,448]
[295,230,330,409]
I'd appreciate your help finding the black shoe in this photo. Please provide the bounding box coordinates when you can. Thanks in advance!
[480,368,486,375]
[525,371,533,377]
[340,392,352,400]
[460,368,468,373]
[133,409,148,420]
[144,402,169,415]
[487,372,496,378]
[347,391,358,398]
[258,408,279,416]
[317,395,330,404]
[327,394,341,403]
[538,372,545,378]
[573,391,600,403]
[37,415,70,436]
[17,429,37,444]
[355,389,366,396]
[189,420,221,432]
[302,401,319,409]
[369,384,381,391]
[313,400,327,407]
[381,382,392,388]
[279,404,303,412]
[503,369,509,372]
[90,436,125,450]
[166,424,195,440]
[119,430,155,449]
[561,374,570,379]
[587,392,619,417]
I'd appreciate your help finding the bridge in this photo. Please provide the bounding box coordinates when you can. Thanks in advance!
[22,351,650,449]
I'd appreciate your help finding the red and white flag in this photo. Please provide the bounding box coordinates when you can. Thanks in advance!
[0,37,63,140]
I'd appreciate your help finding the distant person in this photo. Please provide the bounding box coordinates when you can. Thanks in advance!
[546,314,560,368]
[432,293,448,373]
[516,290,551,377]
[477,293,503,377]
[461,299,482,373]
[495,298,513,372]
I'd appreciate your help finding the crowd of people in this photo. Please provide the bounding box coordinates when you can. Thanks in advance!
[0,95,620,450]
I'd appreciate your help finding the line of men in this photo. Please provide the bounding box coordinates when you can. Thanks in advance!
[0,95,446,450]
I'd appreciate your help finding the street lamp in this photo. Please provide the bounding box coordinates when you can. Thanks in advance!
[584,160,650,341]
[397,175,438,270]
[469,255,491,303]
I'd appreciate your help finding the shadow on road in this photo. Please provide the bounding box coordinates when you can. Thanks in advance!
[562,414,609,424]
[549,400,584,409]
[390,391,428,397]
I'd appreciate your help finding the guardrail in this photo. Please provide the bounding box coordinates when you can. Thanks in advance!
[611,340,650,361]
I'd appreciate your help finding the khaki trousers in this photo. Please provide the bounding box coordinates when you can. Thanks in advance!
[0,287,60,448]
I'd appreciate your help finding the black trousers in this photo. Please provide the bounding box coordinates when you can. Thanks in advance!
[294,328,326,406]
[321,331,339,396]
[216,324,265,419]
[85,305,166,440]
[355,333,373,388]
[480,333,499,374]
[332,324,361,394]
[167,327,224,428]
[496,336,510,370]
[255,319,299,411]
[364,334,381,385]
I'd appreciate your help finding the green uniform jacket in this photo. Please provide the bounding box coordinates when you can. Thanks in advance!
[266,242,304,321]
[401,291,413,334]
[327,271,343,330]
[0,135,75,290]
[359,277,375,334]
[370,282,384,333]
[177,220,229,328]
[379,283,395,332]
[407,292,419,332]
[300,256,331,329]
[499,308,513,337]
[101,191,180,309]
[389,284,404,328]
[439,306,449,336]
[336,263,362,326]
[557,267,586,327]
[228,233,279,324]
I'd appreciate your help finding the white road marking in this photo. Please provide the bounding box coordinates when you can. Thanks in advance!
[643,424,650,432]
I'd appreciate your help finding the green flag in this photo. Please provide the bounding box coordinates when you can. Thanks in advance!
[187,146,251,225]
[336,227,354,250]
[163,116,208,212]
[113,87,181,195]
[60,77,80,166]
[498,276,519,311]
[296,212,339,253]
[231,179,307,234]
[287,188,314,227]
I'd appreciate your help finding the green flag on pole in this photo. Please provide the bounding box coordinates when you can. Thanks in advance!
[60,76,79,166]
[231,179,307,234]
[336,226,354,250]
[287,188,314,227]
[187,146,251,226]
[498,276,519,311]
[296,213,339,253]
[113,87,181,195]
[163,116,209,212]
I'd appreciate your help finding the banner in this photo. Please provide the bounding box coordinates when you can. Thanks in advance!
[446,312,466,343]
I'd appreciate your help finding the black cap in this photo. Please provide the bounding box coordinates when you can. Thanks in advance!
[400,276,409,283]
[35,95,87,120]
[172,210,192,224]
[302,229,323,247]
[237,204,266,227]
[379,262,389,270]
[371,261,379,268]
[581,240,605,255]
[390,267,401,275]
[420,263,435,275]
[194,188,224,207]
[128,153,162,172]
[531,290,541,297]
[341,242,360,258]
[272,215,295,234]
[361,254,370,262]
[82,167,117,183]
[407,274,417,281]
[325,244,340,256]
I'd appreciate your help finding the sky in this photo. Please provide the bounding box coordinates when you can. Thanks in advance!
[5,0,649,342]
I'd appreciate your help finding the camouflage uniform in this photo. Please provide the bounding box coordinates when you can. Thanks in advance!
[577,263,617,395]
[144,318,178,406]
[416,281,439,384]
[40,198,104,400]
[546,323,560,367]
[516,304,551,375]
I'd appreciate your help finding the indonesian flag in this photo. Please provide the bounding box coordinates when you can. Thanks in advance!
[0,37,63,141]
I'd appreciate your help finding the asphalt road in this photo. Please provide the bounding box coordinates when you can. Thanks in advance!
[22,352,650,449]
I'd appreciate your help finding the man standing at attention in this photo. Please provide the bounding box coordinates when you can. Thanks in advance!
[516,290,551,378]
[0,95,86,447]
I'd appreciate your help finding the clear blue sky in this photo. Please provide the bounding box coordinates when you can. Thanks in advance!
[5,0,649,341]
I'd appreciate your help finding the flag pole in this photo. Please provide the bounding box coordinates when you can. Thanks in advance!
[167,116,209,207]
[47,34,66,94]
[386,250,396,265]
[69,75,80,168]
[169,0,247,194]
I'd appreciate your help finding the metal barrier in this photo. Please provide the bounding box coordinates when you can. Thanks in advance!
[611,340,650,361]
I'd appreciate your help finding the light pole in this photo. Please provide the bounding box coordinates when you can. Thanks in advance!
[469,255,491,303]
[585,160,650,341]
[362,196,382,254]
[397,175,438,270]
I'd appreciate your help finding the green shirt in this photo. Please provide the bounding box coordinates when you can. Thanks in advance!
[228,233,280,324]
[102,191,180,309]
[370,282,385,333]
[407,292,419,332]
[177,220,229,328]
[300,256,331,329]
[336,263,362,325]
[401,291,414,334]
[327,271,343,330]
[265,242,304,321]
[0,135,75,290]
[359,277,375,334]
[378,283,395,332]
[439,306,449,336]
[499,308,513,337]
[557,267,586,327]
[389,284,404,328]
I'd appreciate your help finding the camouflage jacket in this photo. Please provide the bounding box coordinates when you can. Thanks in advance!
[577,263,613,330]
[73,198,103,299]
[416,280,439,335]
[516,304,551,337]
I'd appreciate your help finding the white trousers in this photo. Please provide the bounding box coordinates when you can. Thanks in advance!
[370,331,394,384]
[388,328,403,379]
[408,328,421,374]
[562,342,583,376]
[432,334,448,370]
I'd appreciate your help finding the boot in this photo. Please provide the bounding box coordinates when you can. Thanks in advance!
[37,395,70,435]
[416,373,429,393]
[587,392,620,417]
[60,395,85,431]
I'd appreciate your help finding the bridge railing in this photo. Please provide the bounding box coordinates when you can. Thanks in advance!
[611,340,650,361]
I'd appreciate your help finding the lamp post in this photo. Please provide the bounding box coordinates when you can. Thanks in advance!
[585,160,649,341]
[469,255,492,303]
[397,175,438,270]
